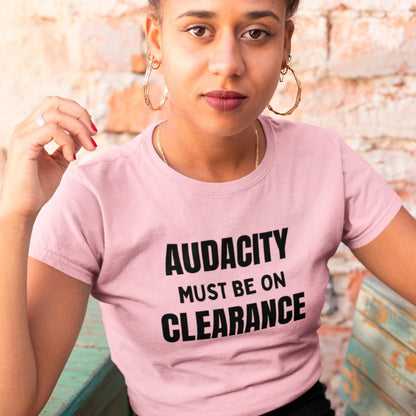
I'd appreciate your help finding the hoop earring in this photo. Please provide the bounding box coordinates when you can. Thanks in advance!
[268,62,302,116]
[143,52,169,111]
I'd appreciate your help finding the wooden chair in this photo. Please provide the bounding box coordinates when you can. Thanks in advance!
[40,298,133,415]
[338,276,416,415]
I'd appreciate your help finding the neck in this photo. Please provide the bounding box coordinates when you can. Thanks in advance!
[154,117,265,182]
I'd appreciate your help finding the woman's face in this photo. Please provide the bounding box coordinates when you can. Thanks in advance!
[147,0,293,136]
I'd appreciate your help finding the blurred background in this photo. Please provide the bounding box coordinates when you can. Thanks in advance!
[0,0,415,413]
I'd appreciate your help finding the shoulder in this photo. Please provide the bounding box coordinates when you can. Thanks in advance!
[64,122,158,189]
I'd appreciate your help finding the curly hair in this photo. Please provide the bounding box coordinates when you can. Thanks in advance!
[148,0,300,21]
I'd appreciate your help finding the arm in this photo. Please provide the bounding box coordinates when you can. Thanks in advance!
[0,224,90,415]
[351,206,416,306]
[0,97,97,415]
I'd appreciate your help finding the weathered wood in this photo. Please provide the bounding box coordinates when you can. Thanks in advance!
[339,276,416,416]
[41,297,133,415]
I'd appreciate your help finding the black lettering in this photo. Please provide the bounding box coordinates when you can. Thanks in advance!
[244,278,256,295]
[228,306,245,335]
[237,235,252,267]
[165,244,184,276]
[274,228,288,259]
[196,310,211,340]
[261,274,273,291]
[278,296,293,324]
[212,308,228,338]
[273,272,286,289]
[221,237,237,269]
[201,240,219,272]
[245,303,260,333]
[217,282,227,299]
[261,299,277,329]
[259,232,273,262]
[161,314,180,343]
[252,234,260,265]
[294,292,306,321]
[178,286,194,304]
[232,280,245,297]
[182,242,201,274]
[193,285,206,302]
[180,313,196,341]
[207,283,218,301]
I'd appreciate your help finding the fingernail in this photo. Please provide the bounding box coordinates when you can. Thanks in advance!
[91,137,98,148]
[91,122,98,133]
[73,153,77,161]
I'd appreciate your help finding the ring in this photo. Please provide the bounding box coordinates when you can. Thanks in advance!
[36,114,46,127]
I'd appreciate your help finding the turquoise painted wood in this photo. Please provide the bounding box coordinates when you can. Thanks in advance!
[339,276,416,415]
[41,297,133,415]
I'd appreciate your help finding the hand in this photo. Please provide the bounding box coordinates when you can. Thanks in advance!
[0,96,98,220]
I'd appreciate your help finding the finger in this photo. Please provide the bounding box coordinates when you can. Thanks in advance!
[37,96,98,135]
[23,109,97,152]
[20,124,78,163]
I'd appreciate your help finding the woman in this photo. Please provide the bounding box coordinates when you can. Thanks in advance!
[0,0,415,415]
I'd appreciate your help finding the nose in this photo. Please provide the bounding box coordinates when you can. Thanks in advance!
[208,31,246,78]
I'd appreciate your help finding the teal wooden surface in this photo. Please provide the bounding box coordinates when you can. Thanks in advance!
[345,407,359,416]
[41,297,132,415]
[339,277,416,416]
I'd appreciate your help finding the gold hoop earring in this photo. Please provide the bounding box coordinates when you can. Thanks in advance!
[143,52,169,111]
[268,61,302,116]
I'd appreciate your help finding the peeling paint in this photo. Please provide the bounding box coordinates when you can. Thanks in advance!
[342,361,369,403]
[404,352,416,374]
[348,353,369,375]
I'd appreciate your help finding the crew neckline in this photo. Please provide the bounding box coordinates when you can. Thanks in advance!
[144,115,276,194]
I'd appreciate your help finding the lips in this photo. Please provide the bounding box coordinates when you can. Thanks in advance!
[202,90,247,112]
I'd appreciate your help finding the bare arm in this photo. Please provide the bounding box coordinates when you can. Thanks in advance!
[352,206,416,306]
[0,97,97,414]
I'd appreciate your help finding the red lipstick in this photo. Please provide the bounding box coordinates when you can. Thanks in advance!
[203,90,247,112]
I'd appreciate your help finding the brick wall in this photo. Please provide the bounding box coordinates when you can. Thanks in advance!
[0,1,415,414]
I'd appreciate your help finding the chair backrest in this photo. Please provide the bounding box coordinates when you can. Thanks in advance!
[338,276,416,415]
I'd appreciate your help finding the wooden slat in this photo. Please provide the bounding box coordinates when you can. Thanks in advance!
[340,359,407,415]
[345,406,359,416]
[356,278,416,353]
[352,311,416,390]
[339,277,416,416]
[364,277,416,320]
[342,336,416,415]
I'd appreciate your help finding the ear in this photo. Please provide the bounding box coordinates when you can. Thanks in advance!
[146,14,163,60]
[283,20,295,64]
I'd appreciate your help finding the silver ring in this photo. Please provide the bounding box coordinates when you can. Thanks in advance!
[36,114,46,127]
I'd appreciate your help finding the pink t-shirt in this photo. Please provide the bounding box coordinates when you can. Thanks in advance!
[29,115,401,416]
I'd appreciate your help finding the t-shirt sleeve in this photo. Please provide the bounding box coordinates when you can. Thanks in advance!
[340,138,402,249]
[29,168,104,285]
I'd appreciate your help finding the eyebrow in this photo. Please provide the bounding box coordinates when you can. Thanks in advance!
[176,10,281,22]
[245,11,281,22]
[176,10,216,20]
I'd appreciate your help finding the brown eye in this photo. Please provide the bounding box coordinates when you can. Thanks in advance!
[243,29,270,40]
[188,26,210,38]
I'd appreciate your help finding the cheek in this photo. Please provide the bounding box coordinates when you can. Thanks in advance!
[162,50,205,95]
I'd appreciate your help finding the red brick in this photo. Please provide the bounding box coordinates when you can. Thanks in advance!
[68,19,144,72]
[341,0,416,11]
[106,83,169,133]
[291,13,329,76]
[299,0,416,12]
[329,16,416,78]
[269,77,416,142]
[131,54,147,74]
